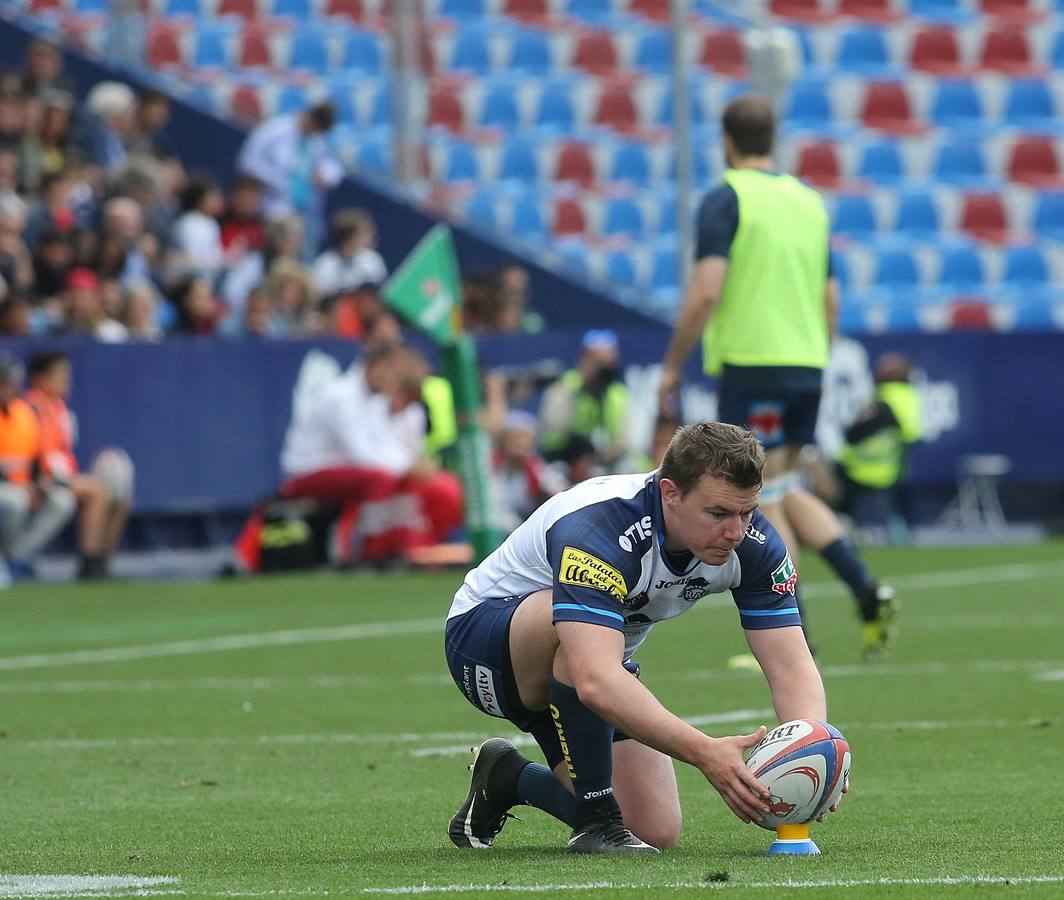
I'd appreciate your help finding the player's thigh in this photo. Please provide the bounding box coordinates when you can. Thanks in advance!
[508,589,558,711]
[612,740,682,849]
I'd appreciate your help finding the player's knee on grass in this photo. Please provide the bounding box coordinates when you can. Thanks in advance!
[624,804,682,850]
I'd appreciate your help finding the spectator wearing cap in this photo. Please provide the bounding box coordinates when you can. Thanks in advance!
[538,328,630,470]
[56,267,128,341]
[491,409,566,535]
[312,208,387,300]
[235,102,343,258]
[76,81,137,171]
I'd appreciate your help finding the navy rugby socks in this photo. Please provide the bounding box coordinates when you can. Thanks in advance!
[820,537,876,615]
[516,763,579,827]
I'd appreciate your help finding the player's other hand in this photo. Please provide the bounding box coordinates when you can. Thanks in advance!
[698,725,771,824]
[657,365,681,416]
[816,775,849,822]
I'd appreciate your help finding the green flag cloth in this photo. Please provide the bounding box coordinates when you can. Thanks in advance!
[382,224,460,346]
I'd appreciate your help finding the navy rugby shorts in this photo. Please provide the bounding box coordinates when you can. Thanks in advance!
[717,364,823,450]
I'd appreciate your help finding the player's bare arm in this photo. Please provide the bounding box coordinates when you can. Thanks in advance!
[745,624,826,723]
[556,619,771,824]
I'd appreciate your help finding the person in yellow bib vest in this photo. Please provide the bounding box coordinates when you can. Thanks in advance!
[659,94,897,661]
[839,353,922,538]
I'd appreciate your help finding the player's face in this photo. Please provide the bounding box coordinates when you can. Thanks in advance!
[661,474,760,565]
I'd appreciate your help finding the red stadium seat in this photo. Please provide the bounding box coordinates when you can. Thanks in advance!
[699,29,747,77]
[980,0,1040,22]
[796,142,842,188]
[979,25,1036,74]
[572,31,618,74]
[29,0,63,12]
[146,23,184,69]
[838,0,898,20]
[1007,137,1062,187]
[910,27,965,75]
[554,142,596,187]
[427,86,465,132]
[593,83,639,133]
[504,0,549,21]
[949,299,993,330]
[217,0,259,17]
[230,85,264,123]
[861,82,921,134]
[553,198,587,236]
[630,0,670,22]
[769,0,829,22]
[324,0,364,21]
[238,24,273,68]
[960,194,1010,242]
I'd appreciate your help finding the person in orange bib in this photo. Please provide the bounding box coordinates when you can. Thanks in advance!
[23,351,134,580]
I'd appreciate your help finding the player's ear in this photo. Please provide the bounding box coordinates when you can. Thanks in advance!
[659,477,680,507]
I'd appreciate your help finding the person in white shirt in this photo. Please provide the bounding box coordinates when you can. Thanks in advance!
[235,103,343,260]
[312,208,387,298]
[167,177,225,282]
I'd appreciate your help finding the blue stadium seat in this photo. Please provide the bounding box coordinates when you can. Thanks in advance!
[277,84,308,116]
[609,142,651,187]
[327,86,357,125]
[1032,191,1064,240]
[357,140,391,175]
[535,83,576,131]
[785,80,834,130]
[164,0,202,17]
[857,140,904,184]
[464,191,497,228]
[557,240,590,277]
[633,29,671,73]
[343,31,384,76]
[605,251,638,289]
[566,0,614,22]
[932,141,990,186]
[1003,245,1049,284]
[1003,79,1057,128]
[884,299,923,332]
[1012,300,1056,329]
[273,0,311,18]
[837,302,868,333]
[656,193,677,235]
[667,146,710,187]
[289,27,331,75]
[894,191,940,237]
[73,0,108,14]
[603,197,645,239]
[831,251,850,288]
[191,24,232,69]
[512,194,546,240]
[442,140,479,182]
[509,29,553,75]
[656,85,706,126]
[835,26,895,75]
[937,243,985,289]
[651,245,679,294]
[1052,30,1064,70]
[929,80,984,128]
[441,0,486,17]
[451,30,493,75]
[369,83,390,128]
[480,83,520,128]
[499,139,540,182]
[874,247,920,288]
[910,0,970,21]
[832,194,877,239]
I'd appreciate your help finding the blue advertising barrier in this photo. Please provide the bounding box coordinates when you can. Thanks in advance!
[2,331,1060,518]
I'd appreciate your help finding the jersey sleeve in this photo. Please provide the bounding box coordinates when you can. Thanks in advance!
[732,512,803,630]
[544,505,643,632]
[694,183,739,261]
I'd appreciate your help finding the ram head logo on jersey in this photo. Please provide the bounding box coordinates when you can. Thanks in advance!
[681,577,712,602]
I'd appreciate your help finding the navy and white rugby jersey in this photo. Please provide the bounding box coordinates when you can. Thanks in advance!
[448,472,801,658]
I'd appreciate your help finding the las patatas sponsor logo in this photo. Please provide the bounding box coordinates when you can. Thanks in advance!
[560,546,628,600]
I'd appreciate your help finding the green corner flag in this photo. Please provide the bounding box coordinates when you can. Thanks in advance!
[382,225,500,563]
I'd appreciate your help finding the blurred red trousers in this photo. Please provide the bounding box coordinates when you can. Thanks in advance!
[234,466,464,571]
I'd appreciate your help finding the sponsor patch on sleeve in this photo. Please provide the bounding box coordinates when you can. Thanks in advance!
[559,546,628,600]
[770,553,799,596]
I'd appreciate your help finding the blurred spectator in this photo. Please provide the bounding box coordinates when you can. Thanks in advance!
[265,257,320,335]
[120,279,162,341]
[635,411,681,470]
[220,285,284,339]
[329,279,388,339]
[0,294,31,336]
[24,351,135,579]
[838,352,923,537]
[17,91,46,191]
[221,212,303,313]
[0,354,76,585]
[128,89,174,159]
[460,270,499,333]
[0,194,34,294]
[235,101,342,257]
[76,81,137,172]
[491,409,565,535]
[167,176,224,282]
[24,171,77,246]
[21,39,75,98]
[539,328,630,468]
[219,175,264,255]
[0,91,25,155]
[0,148,19,193]
[169,275,221,335]
[495,264,543,334]
[55,267,128,341]
[98,195,151,285]
[312,208,387,298]
[553,433,601,487]
[111,157,172,246]
[31,229,74,301]
[36,91,74,176]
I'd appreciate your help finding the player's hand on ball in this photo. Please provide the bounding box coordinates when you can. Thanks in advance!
[698,726,772,824]
[816,775,849,822]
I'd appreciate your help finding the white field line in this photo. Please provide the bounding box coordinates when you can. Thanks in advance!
[671,658,1061,682]
[360,875,1064,894]
[0,559,1061,674]
[0,875,181,897]
[1036,669,1064,682]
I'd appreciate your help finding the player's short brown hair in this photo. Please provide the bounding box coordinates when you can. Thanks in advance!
[659,421,764,496]
[722,94,776,157]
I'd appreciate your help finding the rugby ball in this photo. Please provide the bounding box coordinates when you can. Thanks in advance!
[745,719,850,830]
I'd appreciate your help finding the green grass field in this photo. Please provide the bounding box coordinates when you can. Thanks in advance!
[2,542,1063,899]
